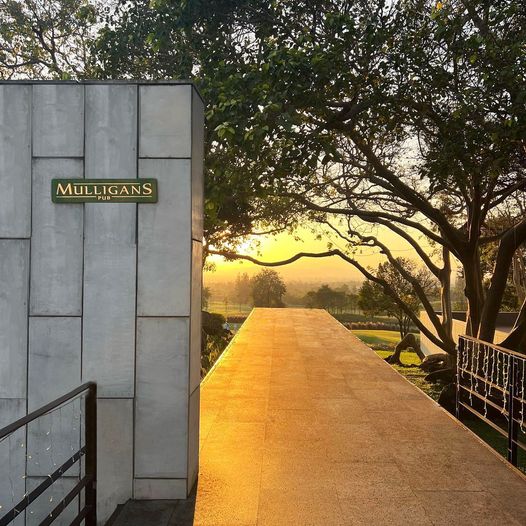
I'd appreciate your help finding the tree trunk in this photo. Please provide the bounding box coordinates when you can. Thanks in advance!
[479,219,526,343]
[387,333,425,364]
[500,298,526,353]
[403,316,411,338]
[512,250,526,305]
[463,249,484,337]
[440,245,454,345]
[397,317,405,340]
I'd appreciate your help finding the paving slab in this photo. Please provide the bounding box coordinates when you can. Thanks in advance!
[113,308,526,526]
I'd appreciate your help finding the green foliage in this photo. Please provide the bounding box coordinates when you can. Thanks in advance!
[201,332,231,377]
[202,310,227,336]
[357,281,393,318]
[348,321,406,332]
[91,2,526,351]
[0,0,99,78]
[206,299,252,317]
[331,312,398,324]
[304,284,356,313]
[201,310,232,376]
[234,272,251,306]
[250,268,286,307]
[93,0,301,252]
[358,258,437,338]
[376,349,421,366]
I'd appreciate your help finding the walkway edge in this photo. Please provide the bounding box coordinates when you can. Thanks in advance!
[363,325,526,483]
[200,308,256,386]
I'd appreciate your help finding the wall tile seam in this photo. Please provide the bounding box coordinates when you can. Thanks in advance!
[26,83,33,503]
[28,315,82,318]
[135,315,191,319]
[79,87,86,414]
[188,88,195,403]
[26,475,79,479]
[137,156,192,160]
[133,80,140,485]
[133,477,187,481]
[31,156,84,160]
[83,242,137,249]
[95,397,134,400]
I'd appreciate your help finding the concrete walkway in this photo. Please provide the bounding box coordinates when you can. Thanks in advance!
[116,308,526,526]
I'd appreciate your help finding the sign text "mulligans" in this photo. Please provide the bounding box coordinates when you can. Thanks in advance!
[51,179,158,203]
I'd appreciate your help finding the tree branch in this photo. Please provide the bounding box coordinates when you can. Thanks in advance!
[359,216,442,276]
[338,126,463,248]
[287,193,450,248]
[340,226,450,344]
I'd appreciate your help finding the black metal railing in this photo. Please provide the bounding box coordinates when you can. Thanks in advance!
[0,382,97,526]
[456,335,526,467]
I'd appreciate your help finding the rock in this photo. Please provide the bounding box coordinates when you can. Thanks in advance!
[420,353,448,372]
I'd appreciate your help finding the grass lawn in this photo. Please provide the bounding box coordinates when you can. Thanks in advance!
[206,300,252,317]
[375,350,445,400]
[352,329,402,348]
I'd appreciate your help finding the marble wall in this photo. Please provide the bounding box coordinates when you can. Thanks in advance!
[0,82,203,525]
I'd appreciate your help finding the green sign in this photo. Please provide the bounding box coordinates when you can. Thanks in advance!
[51,179,158,203]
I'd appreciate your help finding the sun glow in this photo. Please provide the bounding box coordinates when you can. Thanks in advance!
[205,221,445,285]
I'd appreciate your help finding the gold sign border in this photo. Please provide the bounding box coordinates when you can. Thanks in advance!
[51,179,158,203]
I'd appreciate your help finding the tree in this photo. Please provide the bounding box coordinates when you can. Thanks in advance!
[202,286,211,310]
[358,259,438,339]
[196,0,526,355]
[305,284,351,314]
[234,272,251,307]
[358,280,397,321]
[92,1,526,355]
[251,269,286,308]
[0,0,99,79]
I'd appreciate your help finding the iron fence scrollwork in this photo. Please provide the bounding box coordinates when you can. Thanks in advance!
[456,335,525,467]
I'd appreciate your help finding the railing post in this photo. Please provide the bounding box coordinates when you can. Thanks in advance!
[507,357,518,466]
[456,337,463,421]
[85,383,97,525]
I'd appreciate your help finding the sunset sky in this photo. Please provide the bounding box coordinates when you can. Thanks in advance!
[205,222,440,284]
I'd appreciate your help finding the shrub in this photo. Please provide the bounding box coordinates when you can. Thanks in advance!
[348,321,401,331]
[201,311,233,377]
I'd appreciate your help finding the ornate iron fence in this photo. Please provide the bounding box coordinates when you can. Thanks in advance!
[456,335,526,466]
